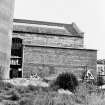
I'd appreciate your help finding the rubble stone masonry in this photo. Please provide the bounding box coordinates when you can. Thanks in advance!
[13,20,97,79]
[23,46,97,79]
[0,0,14,79]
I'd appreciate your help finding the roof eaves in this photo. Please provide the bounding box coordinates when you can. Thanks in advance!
[13,19,84,37]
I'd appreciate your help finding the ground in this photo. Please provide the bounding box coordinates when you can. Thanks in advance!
[0,79,105,105]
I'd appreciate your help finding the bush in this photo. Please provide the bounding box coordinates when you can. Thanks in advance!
[0,81,14,91]
[15,86,31,94]
[81,70,87,82]
[55,72,78,92]
[19,97,33,105]
[4,101,18,105]
[6,89,21,101]
[97,74,104,86]
[28,85,39,92]
[49,80,59,91]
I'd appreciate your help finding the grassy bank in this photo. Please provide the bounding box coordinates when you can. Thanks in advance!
[0,80,105,105]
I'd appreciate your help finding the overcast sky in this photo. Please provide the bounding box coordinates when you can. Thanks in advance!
[14,0,105,59]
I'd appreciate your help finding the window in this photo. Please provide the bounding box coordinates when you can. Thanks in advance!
[10,37,23,78]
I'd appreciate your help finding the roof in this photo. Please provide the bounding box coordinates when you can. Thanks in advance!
[13,19,84,37]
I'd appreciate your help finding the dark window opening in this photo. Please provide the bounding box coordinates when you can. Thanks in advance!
[10,38,23,78]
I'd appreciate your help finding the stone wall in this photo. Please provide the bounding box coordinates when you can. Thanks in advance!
[13,33,84,48]
[0,0,14,79]
[23,46,97,79]
[12,21,97,79]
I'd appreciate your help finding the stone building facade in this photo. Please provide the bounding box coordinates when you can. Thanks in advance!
[10,19,97,79]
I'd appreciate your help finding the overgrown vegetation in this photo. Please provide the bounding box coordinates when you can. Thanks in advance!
[53,72,78,92]
[0,71,105,105]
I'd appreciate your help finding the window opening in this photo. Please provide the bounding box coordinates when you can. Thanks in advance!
[10,38,23,78]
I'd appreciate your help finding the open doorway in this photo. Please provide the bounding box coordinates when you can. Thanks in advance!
[10,37,23,78]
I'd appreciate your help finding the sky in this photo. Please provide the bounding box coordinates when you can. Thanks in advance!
[14,0,105,59]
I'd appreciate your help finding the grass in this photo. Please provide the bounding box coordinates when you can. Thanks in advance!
[0,80,105,105]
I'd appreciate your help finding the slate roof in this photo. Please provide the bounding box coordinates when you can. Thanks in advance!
[13,19,84,37]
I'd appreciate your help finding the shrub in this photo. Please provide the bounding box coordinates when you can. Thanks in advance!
[81,70,87,82]
[19,97,33,105]
[0,81,14,91]
[28,85,39,92]
[4,101,18,105]
[55,72,78,92]
[15,86,31,94]
[6,89,21,101]
[49,80,59,91]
